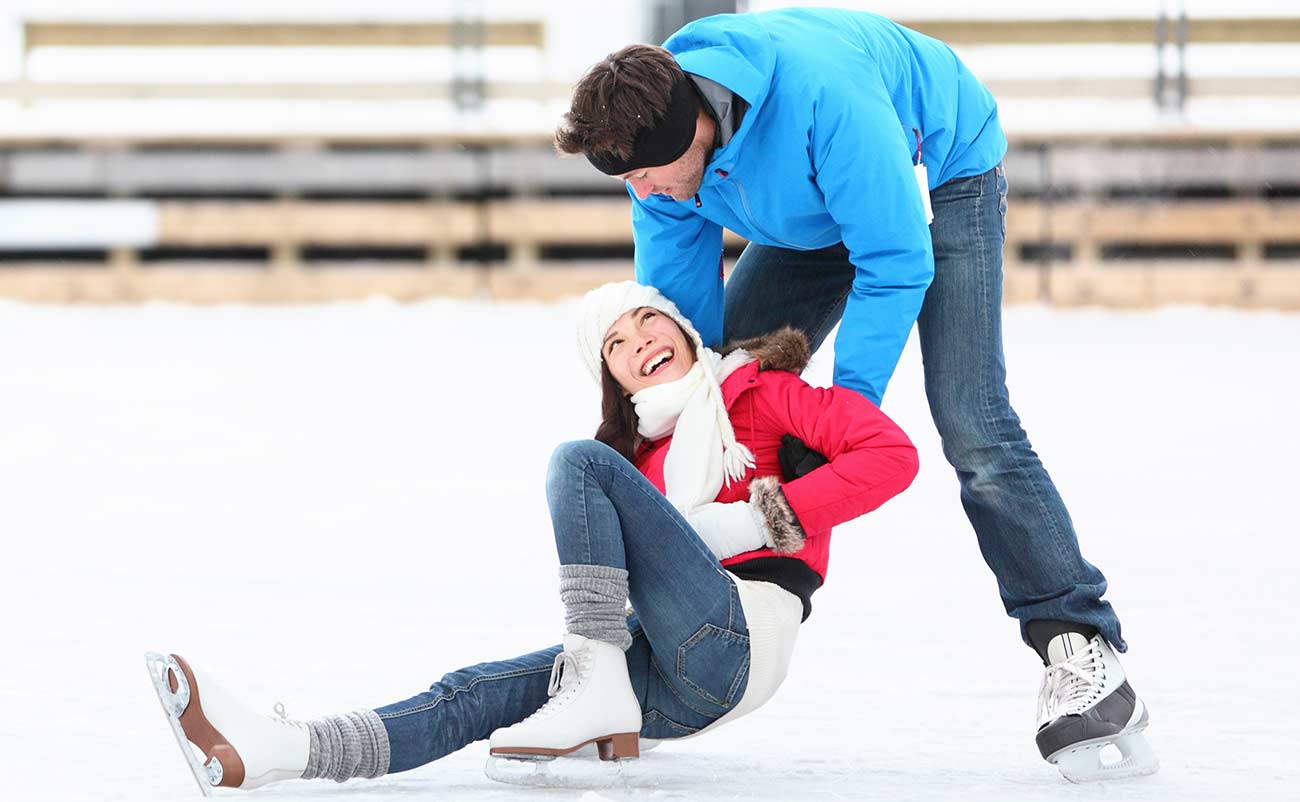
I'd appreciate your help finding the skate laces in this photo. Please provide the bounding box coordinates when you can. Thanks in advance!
[271,701,307,730]
[518,647,590,723]
[1037,639,1105,722]
[546,651,581,698]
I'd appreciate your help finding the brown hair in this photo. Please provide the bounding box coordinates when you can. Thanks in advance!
[594,362,641,462]
[556,44,684,161]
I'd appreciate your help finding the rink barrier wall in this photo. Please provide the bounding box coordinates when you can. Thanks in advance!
[3,5,1300,309]
[0,193,1297,309]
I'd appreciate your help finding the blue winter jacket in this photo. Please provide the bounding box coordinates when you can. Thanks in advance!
[632,9,1007,405]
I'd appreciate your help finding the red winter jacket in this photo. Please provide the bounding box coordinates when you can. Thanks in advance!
[632,329,919,618]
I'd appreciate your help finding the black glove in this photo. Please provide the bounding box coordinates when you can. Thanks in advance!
[778,434,829,482]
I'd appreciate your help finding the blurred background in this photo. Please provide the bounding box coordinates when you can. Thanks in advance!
[0,0,1297,307]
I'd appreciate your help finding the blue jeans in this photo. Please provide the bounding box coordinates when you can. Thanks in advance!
[723,164,1124,652]
[376,440,750,773]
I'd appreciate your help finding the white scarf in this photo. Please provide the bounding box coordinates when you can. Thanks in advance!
[632,348,756,515]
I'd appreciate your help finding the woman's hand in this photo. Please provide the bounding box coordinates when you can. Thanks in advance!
[686,477,807,560]
[686,500,771,560]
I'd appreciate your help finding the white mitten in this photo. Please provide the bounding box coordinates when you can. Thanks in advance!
[686,477,808,560]
[686,501,772,560]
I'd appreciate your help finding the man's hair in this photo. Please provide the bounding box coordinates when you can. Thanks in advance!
[556,44,684,161]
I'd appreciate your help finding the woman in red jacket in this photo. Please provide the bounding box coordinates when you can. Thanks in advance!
[146,281,918,793]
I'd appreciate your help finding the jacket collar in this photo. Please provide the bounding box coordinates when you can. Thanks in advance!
[718,325,813,407]
[720,360,762,408]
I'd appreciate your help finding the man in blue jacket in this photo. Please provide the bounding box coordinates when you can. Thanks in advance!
[556,8,1156,781]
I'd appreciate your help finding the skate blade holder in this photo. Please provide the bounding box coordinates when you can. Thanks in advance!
[490,731,639,763]
[1049,728,1159,783]
[486,736,646,789]
[144,652,224,797]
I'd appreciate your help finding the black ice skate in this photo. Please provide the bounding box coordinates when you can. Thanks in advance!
[1034,632,1159,783]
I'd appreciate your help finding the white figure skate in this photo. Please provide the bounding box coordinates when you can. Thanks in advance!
[145,652,309,795]
[1035,633,1159,783]
[485,633,641,784]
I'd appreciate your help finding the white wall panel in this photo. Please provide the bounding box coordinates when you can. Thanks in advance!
[0,199,158,248]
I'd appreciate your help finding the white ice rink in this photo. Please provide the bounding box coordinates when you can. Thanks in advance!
[1,298,1297,801]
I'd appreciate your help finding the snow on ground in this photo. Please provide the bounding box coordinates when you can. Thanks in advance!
[1,298,1297,801]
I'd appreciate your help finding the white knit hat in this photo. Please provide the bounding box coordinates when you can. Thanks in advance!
[577,280,755,489]
[576,280,702,383]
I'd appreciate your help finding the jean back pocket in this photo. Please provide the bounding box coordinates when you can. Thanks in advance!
[676,624,750,708]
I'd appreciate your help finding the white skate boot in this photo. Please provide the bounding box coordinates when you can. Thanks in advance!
[1035,633,1159,783]
[487,633,641,770]
[145,652,309,796]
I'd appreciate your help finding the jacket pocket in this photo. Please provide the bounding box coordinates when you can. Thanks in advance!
[676,624,750,708]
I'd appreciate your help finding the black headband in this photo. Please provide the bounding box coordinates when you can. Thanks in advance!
[585,76,699,176]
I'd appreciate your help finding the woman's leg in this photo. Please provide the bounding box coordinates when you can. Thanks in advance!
[373,644,560,773]
[370,438,752,773]
[369,624,715,777]
[545,439,751,723]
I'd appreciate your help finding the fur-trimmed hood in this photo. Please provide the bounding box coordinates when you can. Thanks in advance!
[719,327,811,374]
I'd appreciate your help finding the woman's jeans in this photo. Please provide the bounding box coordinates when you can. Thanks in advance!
[723,164,1124,652]
[375,440,750,773]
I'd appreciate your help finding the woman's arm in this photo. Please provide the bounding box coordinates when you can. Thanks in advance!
[754,370,919,535]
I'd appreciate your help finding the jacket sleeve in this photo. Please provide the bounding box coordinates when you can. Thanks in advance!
[810,59,935,406]
[629,185,727,347]
[755,370,919,535]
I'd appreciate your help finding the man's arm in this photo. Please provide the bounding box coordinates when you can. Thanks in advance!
[811,60,935,406]
[629,185,726,347]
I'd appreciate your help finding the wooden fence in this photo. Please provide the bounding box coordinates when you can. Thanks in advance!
[2,195,1297,307]
[1,15,1298,306]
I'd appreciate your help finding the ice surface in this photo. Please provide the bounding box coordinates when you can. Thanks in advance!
[1,298,1297,801]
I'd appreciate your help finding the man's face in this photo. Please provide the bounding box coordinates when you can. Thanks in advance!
[617,110,714,202]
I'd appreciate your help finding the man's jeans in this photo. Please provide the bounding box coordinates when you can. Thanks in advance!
[723,164,1124,652]
[376,440,750,773]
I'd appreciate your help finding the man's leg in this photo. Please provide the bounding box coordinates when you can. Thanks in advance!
[723,241,855,348]
[919,164,1124,651]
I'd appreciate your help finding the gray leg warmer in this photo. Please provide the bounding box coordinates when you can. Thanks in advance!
[559,564,633,651]
[302,710,390,783]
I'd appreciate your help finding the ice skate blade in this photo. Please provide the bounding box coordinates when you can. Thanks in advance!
[1048,727,1159,783]
[145,652,213,798]
[485,753,655,790]
[495,753,556,763]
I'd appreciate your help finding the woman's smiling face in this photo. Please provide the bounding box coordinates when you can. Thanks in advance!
[601,307,696,395]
